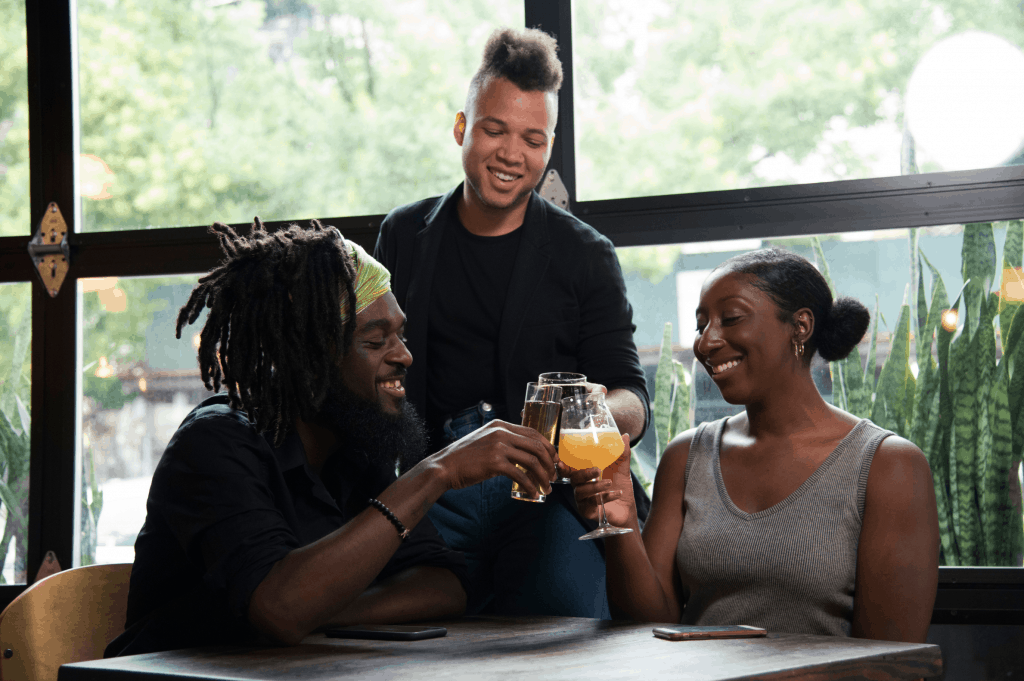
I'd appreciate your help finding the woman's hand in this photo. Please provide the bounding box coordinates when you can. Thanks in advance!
[568,433,636,527]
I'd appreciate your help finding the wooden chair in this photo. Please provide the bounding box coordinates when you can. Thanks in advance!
[0,563,132,681]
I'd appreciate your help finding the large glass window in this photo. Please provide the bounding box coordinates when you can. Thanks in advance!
[0,282,31,583]
[76,0,524,232]
[574,0,1024,201]
[0,0,29,237]
[622,221,1024,567]
[78,275,208,566]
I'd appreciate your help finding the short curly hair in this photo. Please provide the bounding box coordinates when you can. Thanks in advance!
[465,27,563,118]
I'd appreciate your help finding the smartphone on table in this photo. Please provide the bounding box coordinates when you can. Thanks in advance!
[652,624,767,641]
[324,624,447,641]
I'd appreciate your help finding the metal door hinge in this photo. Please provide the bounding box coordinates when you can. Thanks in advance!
[33,550,62,583]
[539,169,570,212]
[28,202,70,297]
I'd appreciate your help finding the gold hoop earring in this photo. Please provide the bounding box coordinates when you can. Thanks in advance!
[793,340,805,358]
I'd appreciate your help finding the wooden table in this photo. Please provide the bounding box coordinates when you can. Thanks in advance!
[59,616,942,681]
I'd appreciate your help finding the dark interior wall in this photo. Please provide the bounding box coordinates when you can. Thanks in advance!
[927,625,1024,679]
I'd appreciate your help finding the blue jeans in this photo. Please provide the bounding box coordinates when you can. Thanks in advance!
[429,403,611,619]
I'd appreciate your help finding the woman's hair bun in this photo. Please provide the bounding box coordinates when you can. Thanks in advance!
[815,296,870,362]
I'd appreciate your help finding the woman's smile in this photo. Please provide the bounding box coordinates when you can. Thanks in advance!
[709,357,744,376]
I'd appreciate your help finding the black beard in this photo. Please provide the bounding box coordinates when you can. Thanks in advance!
[312,384,428,476]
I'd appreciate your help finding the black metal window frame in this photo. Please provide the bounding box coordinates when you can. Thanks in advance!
[1,0,1021,622]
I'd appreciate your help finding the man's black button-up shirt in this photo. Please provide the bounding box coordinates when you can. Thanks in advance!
[106,394,467,656]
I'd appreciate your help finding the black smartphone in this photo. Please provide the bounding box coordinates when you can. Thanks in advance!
[323,624,448,641]
[652,624,767,641]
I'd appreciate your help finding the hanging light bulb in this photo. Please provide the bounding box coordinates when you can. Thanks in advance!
[94,357,114,378]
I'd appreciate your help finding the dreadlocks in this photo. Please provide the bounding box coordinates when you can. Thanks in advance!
[176,217,358,446]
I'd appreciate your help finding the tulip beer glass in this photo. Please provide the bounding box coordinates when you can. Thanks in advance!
[559,391,633,540]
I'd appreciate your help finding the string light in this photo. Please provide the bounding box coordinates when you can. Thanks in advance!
[941,309,959,332]
[94,357,114,378]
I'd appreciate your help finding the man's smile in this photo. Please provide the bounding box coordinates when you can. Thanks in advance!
[378,377,406,397]
[489,167,521,183]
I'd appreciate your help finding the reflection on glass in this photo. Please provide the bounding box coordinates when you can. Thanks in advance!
[573,1,1024,201]
[76,0,524,231]
[620,221,1024,567]
[79,275,211,566]
[0,283,31,583]
[0,1,29,237]
[906,31,1024,172]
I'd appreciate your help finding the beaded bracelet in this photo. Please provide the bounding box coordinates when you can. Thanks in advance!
[368,498,411,541]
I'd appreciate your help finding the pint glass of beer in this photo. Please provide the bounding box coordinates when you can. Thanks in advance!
[512,382,562,502]
[537,372,587,483]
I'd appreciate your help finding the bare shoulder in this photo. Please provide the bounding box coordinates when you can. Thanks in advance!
[652,428,699,496]
[865,434,935,508]
[661,428,698,467]
[872,434,931,475]
[644,428,700,543]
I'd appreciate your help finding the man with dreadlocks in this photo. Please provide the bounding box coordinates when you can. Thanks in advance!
[106,218,555,656]
[375,27,651,619]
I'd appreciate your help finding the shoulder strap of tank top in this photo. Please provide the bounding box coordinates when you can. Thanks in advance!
[683,419,717,486]
[854,420,895,520]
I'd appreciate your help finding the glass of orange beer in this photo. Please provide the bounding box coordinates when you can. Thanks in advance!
[559,391,633,540]
[512,382,562,502]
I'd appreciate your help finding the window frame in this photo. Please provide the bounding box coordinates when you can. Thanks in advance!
[0,0,1020,623]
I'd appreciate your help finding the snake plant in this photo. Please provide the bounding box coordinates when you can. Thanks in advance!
[816,222,1024,566]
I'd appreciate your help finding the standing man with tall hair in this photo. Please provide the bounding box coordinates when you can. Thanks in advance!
[375,27,651,619]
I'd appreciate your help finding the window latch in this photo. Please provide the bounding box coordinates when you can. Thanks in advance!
[27,202,70,297]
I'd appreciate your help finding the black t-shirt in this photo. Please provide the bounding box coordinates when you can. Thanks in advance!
[105,394,468,656]
[426,205,523,425]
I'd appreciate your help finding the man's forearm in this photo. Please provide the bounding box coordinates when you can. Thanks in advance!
[248,460,451,645]
[321,566,466,631]
[606,388,645,442]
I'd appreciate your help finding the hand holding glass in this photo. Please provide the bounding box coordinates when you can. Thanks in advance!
[512,383,562,502]
[559,391,633,540]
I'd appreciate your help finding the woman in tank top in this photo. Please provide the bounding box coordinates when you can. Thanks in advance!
[570,248,939,641]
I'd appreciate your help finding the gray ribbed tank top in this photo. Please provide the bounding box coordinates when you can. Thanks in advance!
[675,417,891,636]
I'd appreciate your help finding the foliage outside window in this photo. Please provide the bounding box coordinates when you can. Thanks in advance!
[80,276,207,566]
[0,284,30,583]
[0,0,29,237]
[74,0,523,232]
[573,0,1024,201]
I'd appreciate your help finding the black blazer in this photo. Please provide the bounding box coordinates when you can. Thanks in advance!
[375,185,650,431]
[375,185,652,522]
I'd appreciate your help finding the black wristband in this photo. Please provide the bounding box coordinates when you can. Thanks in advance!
[368,498,411,541]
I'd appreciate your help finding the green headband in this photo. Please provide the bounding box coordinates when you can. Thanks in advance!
[339,240,392,324]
